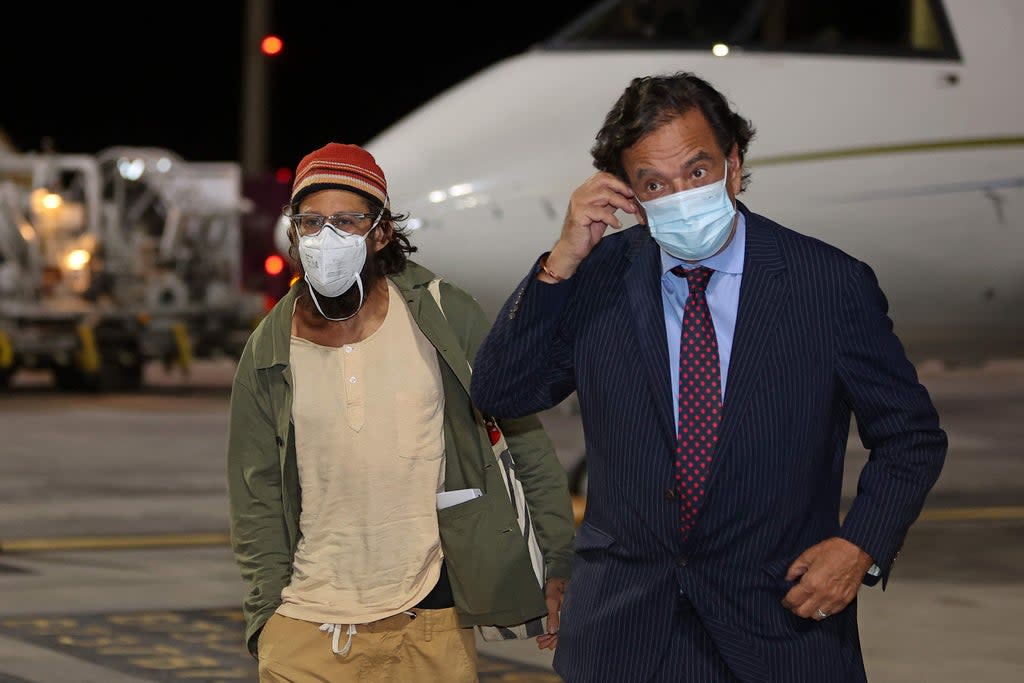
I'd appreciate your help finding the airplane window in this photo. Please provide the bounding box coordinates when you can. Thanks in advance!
[550,0,958,59]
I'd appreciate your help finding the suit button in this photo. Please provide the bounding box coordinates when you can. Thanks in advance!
[664,488,676,501]
[677,556,688,567]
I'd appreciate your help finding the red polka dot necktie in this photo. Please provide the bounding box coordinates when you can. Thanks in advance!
[670,265,721,539]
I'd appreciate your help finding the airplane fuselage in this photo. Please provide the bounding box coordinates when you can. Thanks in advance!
[362,0,1022,363]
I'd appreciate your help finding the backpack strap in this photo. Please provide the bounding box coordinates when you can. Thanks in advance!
[428,277,443,314]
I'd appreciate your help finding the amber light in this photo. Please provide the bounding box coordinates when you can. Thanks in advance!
[261,35,283,56]
[264,254,285,276]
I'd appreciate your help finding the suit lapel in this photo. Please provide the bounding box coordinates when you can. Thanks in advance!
[624,231,676,438]
[712,208,788,466]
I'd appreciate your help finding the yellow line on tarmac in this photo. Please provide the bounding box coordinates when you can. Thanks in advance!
[1,506,1022,553]
[0,533,230,553]
[572,496,586,526]
[917,506,1024,522]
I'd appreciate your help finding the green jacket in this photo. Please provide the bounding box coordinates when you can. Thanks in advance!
[227,261,575,657]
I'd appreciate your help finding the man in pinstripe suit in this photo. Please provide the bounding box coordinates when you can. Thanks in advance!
[469,72,947,682]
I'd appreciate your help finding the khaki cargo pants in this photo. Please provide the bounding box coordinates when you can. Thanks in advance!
[257,607,478,682]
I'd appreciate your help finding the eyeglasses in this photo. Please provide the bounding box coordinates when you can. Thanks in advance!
[288,211,379,236]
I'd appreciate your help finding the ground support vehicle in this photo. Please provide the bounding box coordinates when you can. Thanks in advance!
[0,147,264,391]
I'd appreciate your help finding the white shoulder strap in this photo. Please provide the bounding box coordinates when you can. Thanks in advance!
[428,277,443,313]
[428,277,473,373]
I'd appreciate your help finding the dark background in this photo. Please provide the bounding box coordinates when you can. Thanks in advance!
[3,1,597,298]
[4,1,596,173]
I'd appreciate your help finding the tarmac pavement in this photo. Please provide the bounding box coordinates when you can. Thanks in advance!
[0,359,1022,682]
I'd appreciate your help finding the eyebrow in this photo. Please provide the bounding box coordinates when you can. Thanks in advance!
[634,150,713,181]
[297,210,370,217]
[682,150,713,170]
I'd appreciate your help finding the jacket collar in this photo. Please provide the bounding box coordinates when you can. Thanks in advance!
[251,284,298,371]
[249,262,473,394]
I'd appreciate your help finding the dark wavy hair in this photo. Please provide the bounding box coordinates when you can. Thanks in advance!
[591,71,756,191]
[284,197,418,277]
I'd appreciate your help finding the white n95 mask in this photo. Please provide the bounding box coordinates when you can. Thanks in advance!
[298,222,377,321]
[641,162,736,261]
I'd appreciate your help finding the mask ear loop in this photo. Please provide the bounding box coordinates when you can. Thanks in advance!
[307,275,364,321]
[306,197,387,322]
[369,200,386,231]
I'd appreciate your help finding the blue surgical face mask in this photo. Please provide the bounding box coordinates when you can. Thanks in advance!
[641,162,736,261]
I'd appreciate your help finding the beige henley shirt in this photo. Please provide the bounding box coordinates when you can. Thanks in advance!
[277,280,446,625]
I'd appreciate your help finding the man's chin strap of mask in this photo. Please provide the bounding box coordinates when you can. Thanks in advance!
[308,274,365,322]
[307,201,387,322]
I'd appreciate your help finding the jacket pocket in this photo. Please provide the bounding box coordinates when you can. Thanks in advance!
[761,556,800,593]
[437,493,544,618]
[574,521,616,552]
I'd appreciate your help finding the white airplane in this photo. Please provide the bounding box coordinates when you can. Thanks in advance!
[350,0,1022,367]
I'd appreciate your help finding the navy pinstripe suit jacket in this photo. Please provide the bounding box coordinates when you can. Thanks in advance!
[469,204,947,683]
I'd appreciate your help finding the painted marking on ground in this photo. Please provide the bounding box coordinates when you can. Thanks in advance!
[0,608,560,682]
[3,505,1023,553]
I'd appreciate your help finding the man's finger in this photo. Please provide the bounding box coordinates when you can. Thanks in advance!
[786,556,811,581]
[781,582,810,610]
[536,633,558,650]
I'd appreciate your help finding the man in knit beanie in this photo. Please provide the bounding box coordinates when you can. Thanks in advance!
[227,142,576,682]
[284,142,398,323]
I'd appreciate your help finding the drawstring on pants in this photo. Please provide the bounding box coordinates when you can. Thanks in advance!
[320,623,358,656]
[320,611,417,656]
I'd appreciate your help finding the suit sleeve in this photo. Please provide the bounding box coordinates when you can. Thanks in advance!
[446,279,576,580]
[835,260,948,587]
[470,255,578,418]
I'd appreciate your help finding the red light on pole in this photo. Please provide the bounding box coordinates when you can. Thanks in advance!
[264,254,285,276]
[261,35,283,56]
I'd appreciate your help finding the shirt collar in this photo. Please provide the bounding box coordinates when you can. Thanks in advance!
[660,210,746,276]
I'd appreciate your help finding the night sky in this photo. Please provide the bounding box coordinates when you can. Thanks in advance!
[5,1,597,175]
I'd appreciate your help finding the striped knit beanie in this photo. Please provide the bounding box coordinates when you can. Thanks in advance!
[290,142,388,208]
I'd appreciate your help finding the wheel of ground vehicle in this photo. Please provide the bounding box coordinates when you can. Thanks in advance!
[52,341,143,393]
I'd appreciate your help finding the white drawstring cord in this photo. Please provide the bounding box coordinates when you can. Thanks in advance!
[319,612,416,656]
[319,623,357,656]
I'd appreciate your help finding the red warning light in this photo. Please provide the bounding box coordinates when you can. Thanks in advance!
[275,167,293,184]
[261,35,283,56]
[264,254,285,276]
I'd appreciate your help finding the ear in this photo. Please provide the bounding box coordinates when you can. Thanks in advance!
[370,221,393,253]
[727,143,742,197]
[287,225,301,265]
